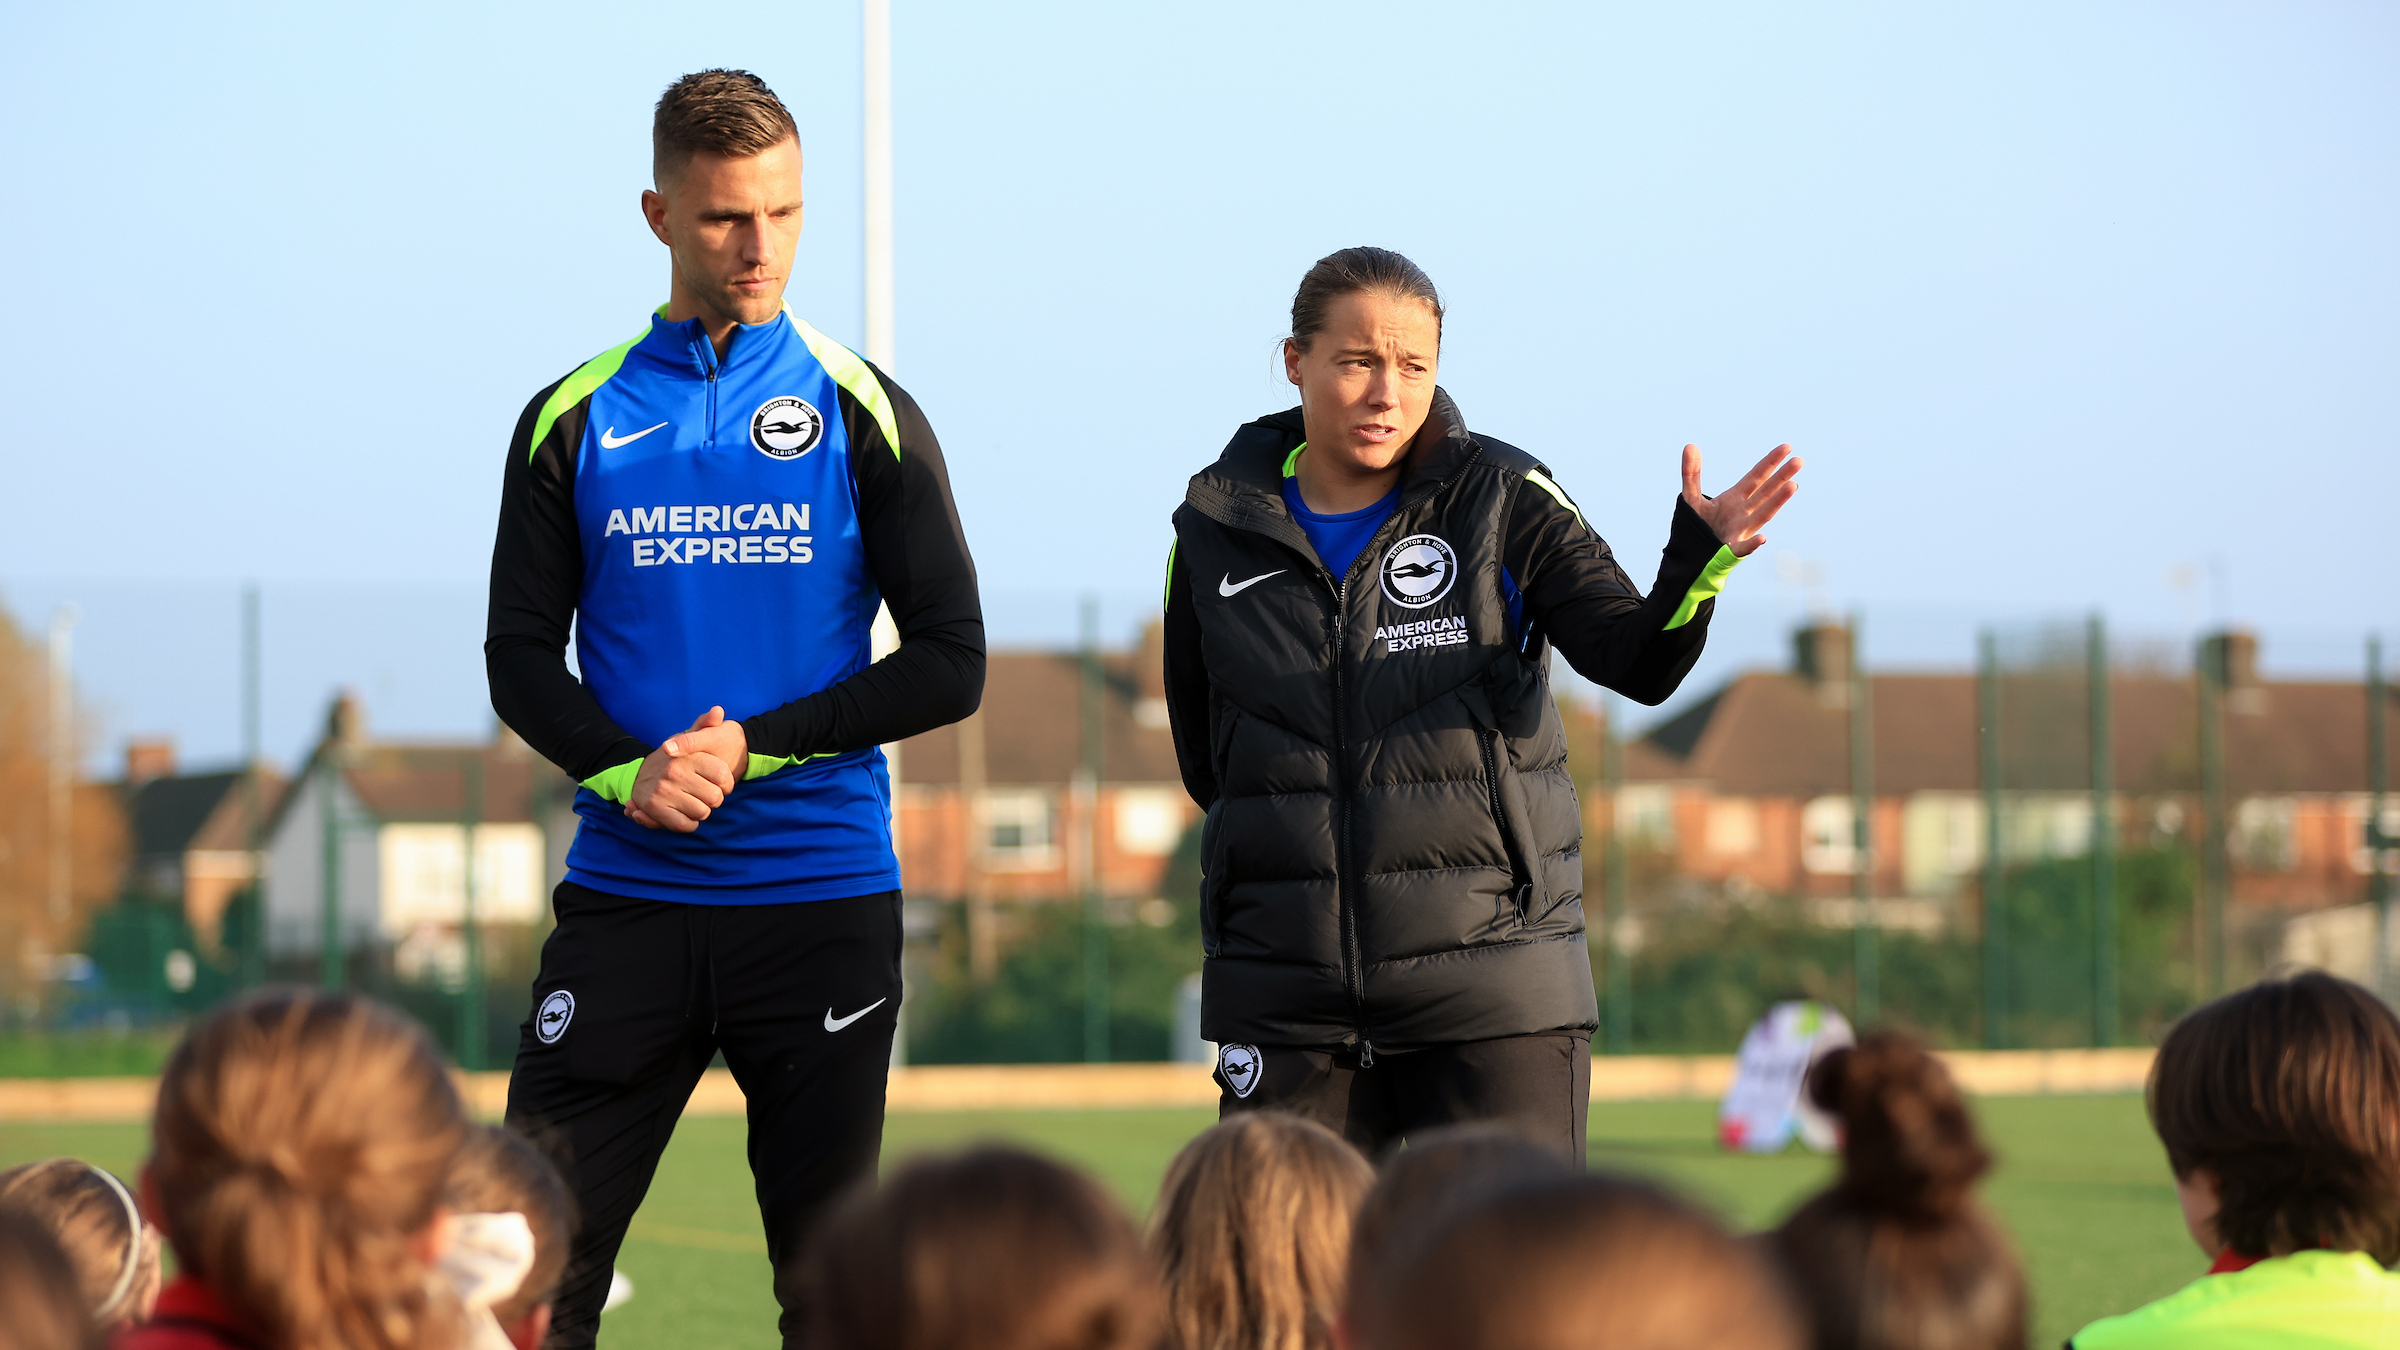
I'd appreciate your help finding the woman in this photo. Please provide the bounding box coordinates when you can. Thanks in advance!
[1162,246,1797,1155]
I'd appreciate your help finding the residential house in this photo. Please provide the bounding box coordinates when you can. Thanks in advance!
[1615,624,2399,934]
[261,697,578,981]
[115,738,286,951]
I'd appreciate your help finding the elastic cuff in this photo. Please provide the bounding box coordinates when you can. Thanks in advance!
[580,759,644,805]
[1664,546,1741,631]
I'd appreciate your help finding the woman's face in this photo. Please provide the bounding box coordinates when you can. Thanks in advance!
[1284,289,1440,477]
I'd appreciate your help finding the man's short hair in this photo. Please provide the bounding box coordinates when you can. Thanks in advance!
[653,69,798,186]
[2149,970,2400,1262]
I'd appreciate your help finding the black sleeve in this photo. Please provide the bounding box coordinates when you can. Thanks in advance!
[1508,480,1733,707]
[739,367,986,759]
[484,382,654,783]
[1162,534,1217,810]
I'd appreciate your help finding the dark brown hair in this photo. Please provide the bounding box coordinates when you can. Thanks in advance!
[1149,1113,1373,1350]
[653,69,799,185]
[1345,1121,1575,1316]
[2148,970,2400,1262]
[799,1145,1162,1350]
[0,1206,101,1350]
[1356,1172,1801,1350]
[443,1125,576,1327]
[1288,247,1444,352]
[1766,1032,2027,1350]
[0,1160,157,1327]
[149,989,469,1350]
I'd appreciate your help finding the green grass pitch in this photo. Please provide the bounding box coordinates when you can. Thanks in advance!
[0,1095,2199,1348]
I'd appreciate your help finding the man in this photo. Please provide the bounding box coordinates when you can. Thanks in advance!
[486,70,982,1347]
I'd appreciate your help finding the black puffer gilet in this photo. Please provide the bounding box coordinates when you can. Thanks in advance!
[1173,391,1596,1053]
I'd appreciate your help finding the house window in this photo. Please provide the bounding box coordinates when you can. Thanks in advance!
[2344,795,2400,875]
[984,791,1059,871]
[2231,797,2298,872]
[1614,786,1676,846]
[1900,794,1983,896]
[1112,787,1187,857]
[1705,799,1760,856]
[1802,796,1858,875]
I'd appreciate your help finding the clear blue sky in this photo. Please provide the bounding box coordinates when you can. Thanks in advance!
[3,1,2394,770]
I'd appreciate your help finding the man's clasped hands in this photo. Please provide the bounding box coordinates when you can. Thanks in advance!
[626,706,750,832]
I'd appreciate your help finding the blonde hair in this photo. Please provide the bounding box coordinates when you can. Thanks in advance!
[1149,1114,1375,1350]
[0,1206,101,1350]
[148,989,469,1350]
[0,1159,158,1326]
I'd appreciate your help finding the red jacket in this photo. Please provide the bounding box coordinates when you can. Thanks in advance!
[115,1277,267,1350]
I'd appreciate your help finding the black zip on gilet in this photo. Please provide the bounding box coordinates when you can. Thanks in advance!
[1173,391,1598,1054]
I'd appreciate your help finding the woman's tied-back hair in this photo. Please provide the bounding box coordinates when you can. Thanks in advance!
[148,989,470,1350]
[798,1144,1162,1350]
[1766,1032,2027,1350]
[2148,970,2400,1262]
[1289,247,1445,352]
[653,69,799,186]
[0,1159,157,1325]
[1355,1171,1800,1350]
[1149,1113,1375,1350]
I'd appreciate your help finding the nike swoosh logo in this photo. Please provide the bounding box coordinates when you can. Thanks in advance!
[824,998,887,1032]
[598,421,668,449]
[1220,570,1285,597]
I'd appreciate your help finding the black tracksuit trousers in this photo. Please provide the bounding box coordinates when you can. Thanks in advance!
[1215,1031,1591,1161]
[505,881,902,1349]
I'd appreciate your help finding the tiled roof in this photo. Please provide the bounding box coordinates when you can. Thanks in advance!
[336,744,577,825]
[1638,670,2400,797]
[899,649,1182,787]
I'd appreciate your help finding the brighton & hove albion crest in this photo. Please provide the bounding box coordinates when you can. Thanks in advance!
[535,990,576,1044]
[750,396,825,460]
[1218,1043,1263,1099]
[1380,534,1458,609]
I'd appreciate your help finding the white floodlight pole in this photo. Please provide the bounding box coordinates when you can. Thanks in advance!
[864,0,906,1067]
[863,0,895,372]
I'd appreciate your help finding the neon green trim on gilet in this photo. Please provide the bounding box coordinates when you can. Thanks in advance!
[785,310,901,460]
[2069,1251,2400,1350]
[1665,546,1741,631]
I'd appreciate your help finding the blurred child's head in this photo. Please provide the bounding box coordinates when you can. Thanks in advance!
[1344,1121,1576,1307]
[0,1159,162,1328]
[146,989,470,1350]
[1354,1171,1800,1350]
[2148,970,2400,1263]
[1149,1112,1374,1350]
[443,1124,575,1350]
[0,1206,102,1350]
[800,1144,1161,1350]
[1766,1031,2026,1350]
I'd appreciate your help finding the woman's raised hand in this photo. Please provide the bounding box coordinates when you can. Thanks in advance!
[1681,443,1801,558]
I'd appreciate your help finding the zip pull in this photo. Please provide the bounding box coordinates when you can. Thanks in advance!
[1359,1039,1376,1069]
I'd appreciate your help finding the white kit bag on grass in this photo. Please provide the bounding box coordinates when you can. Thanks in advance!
[1716,1000,1853,1153]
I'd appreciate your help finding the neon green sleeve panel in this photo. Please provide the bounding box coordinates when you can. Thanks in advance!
[744,751,837,780]
[528,318,655,463]
[580,759,643,805]
[1665,546,1741,631]
[1522,467,1587,532]
[786,312,902,460]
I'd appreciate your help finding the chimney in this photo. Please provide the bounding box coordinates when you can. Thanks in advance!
[124,737,176,785]
[1792,622,1853,705]
[326,693,367,749]
[2198,630,2259,689]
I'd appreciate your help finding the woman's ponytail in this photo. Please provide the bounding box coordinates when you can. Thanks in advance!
[1810,1035,1992,1221]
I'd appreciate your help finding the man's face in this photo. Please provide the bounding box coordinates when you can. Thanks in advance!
[1283,289,1441,475]
[642,138,804,327]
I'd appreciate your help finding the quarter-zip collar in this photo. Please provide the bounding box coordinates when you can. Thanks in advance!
[642,309,797,380]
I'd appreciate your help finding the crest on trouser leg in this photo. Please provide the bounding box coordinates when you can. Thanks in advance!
[1218,1043,1262,1099]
